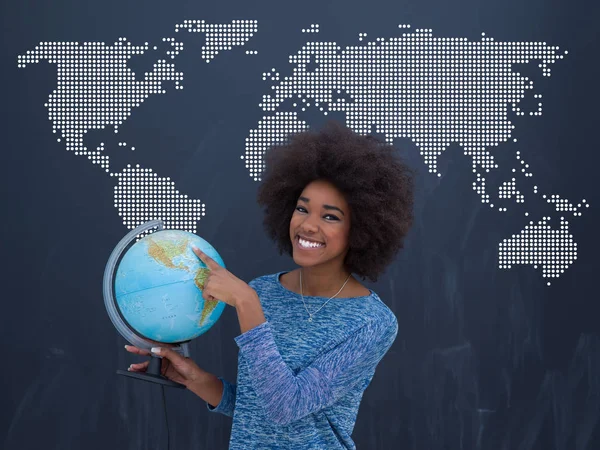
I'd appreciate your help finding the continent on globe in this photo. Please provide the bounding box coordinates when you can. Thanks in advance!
[146,234,218,326]
[114,229,226,343]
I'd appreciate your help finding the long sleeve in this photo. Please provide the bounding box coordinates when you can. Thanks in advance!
[205,377,237,417]
[233,315,398,426]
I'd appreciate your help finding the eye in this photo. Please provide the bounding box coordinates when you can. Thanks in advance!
[295,206,339,221]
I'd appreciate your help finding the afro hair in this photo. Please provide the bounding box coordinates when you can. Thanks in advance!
[256,120,415,283]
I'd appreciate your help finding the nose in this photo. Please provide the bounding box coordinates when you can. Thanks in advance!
[300,214,320,233]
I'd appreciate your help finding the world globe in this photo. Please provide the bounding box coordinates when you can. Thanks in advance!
[112,227,226,344]
[103,220,226,387]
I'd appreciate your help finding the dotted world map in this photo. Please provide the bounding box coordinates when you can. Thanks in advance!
[17,20,589,285]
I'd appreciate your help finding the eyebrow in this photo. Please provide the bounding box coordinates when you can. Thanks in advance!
[298,196,345,216]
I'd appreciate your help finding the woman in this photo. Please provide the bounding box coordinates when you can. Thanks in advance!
[125,121,415,449]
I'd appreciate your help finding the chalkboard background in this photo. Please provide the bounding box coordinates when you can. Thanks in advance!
[2,0,599,449]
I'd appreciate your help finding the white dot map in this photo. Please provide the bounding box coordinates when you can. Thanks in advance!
[17,37,184,172]
[175,19,258,62]
[16,21,590,283]
[499,217,577,280]
[248,26,564,181]
[242,111,309,181]
[111,165,205,234]
[241,24,590,284]
[163,37,184,59]
[302,24,320,34]
[17,20,258,237]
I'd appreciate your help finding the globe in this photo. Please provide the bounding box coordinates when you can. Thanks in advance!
[112,227,226,344]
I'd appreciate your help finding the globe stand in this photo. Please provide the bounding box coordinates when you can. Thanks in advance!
[117,355,186,389]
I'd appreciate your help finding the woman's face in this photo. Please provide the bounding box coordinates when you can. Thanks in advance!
[289,179,351,271]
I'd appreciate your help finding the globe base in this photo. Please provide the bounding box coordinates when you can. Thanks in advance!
[117,355,185,389]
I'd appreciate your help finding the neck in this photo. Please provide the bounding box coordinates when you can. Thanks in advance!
[299,266,351,297]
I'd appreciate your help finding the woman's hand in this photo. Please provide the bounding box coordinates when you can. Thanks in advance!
[125,345,208,388]
[192,246,256,308]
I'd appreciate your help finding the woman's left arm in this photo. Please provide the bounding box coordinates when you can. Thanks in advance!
[235,289,267,334]
[234,295,398,427]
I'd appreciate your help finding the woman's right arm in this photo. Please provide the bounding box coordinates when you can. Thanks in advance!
[126,345,236,417]
[187,371,224,407]
[201,376,237,417]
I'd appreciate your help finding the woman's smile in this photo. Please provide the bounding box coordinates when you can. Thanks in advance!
[295,235,326,251]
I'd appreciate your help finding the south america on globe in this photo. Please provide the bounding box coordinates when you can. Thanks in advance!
[114,229,226,343]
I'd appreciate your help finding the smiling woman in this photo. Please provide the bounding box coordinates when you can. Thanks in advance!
[127,120,415,450]
[258,120,415,285]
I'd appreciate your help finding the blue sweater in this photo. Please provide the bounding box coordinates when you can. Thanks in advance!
[206,271,398,449]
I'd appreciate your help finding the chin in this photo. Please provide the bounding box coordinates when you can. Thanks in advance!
[292,253,316,267]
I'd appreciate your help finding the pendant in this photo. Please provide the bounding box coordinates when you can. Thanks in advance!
[308,316,313,322]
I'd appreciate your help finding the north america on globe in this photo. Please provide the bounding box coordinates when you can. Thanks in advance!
[115,229,226,343]
[145,235,218,327]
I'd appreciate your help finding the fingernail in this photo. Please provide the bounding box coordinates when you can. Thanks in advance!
[151,347,162,354]
[124,345,129,349]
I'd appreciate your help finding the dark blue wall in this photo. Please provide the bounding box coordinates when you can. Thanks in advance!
[2,0,599,449]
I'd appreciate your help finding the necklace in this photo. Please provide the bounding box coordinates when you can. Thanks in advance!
[300,269,351,322]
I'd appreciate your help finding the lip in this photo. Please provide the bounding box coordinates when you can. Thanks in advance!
[295,235,326,251]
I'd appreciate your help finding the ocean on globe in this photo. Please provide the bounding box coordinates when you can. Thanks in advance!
[114,229,226,343]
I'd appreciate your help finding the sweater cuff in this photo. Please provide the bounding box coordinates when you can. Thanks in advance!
[234,320,271,348]
[206,376,235,415]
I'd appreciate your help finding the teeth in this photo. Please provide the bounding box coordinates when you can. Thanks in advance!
[298,237,324,248]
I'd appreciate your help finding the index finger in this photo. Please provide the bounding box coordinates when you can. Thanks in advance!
[191,246,219,269]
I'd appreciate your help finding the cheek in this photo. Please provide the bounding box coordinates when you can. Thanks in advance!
[329,229,350,248]
[289,216,299,234]
[339,228,351,249]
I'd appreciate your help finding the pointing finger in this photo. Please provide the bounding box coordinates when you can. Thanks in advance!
[191,246,219,269]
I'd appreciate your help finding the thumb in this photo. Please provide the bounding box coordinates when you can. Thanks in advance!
[151,347,190,373]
